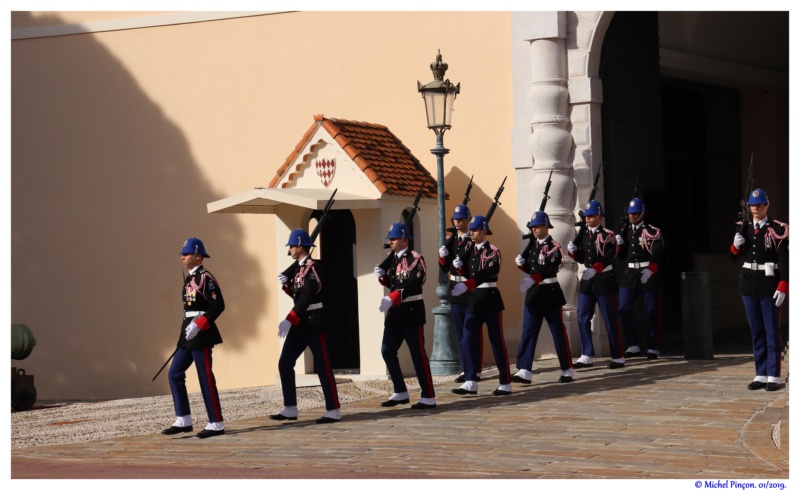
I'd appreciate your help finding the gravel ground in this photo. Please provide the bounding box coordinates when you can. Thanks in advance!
[11,374,461,449]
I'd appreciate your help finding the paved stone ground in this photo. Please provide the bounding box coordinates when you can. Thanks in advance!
[10,350,789,481]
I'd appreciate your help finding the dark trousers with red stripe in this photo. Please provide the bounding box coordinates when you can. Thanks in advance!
[517,304,572,372]
[577,289,624,359]
[278,330,340,411]
[168,346,223,423]
[619,287,660,352]
[742,295,783,378]
[381,324,435,398]
[463,311,510,384]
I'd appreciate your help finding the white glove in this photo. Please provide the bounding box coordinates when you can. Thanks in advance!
[774,290,786,307]
[379,296,393,312]
[616,234,624,245]
[439,245,449,258]
[451,283,468,296]
[278,273,288,284]
[733,233,745,249]
[278,319,291,338]
[515,254,526,267]
[452,256,463,269]
[567,241,578,254]
[640,268,653,284]
[374,265,385,278]
[184,321,200,340]
[520,277,536,292]
[582,268,597,281]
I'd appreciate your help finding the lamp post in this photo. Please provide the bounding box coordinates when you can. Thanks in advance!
[418,50,461,375]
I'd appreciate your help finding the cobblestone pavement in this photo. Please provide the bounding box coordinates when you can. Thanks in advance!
[11,353,789,482]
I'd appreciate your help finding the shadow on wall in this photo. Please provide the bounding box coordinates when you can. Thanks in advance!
[11,12,268,399]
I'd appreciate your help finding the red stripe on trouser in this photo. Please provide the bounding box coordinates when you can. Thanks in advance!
[319,333,340,407]
[612,292,624,358]
[202,348,223,422]
[416,325,435,397]
[495,311,511,383]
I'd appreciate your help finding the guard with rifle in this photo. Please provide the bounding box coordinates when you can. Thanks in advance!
[373,221,436,409]
[450,214,512,396]
[730,182,789,392]
[373,185,435,409]
[615,190,664,360]
[270,206,342,423]
[511,171,574,384]
[161,237,226,438]
[567,199,625,370]
[270,189,340,423]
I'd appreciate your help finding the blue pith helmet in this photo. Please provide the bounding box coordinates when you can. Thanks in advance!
[452,204,471,220]
[468,215,493,235]
[626,197,645,214]
[747,188,769,206]
[180,237,210,258]
[584,200,604,217]
[286,229,314,248]
[527,210,553,229]
[386,222,413,240]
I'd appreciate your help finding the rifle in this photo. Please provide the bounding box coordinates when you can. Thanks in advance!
[281,188,338,278]
[521,170,554,260]
[573,163,603,246]
[378,182,426,271]
[737,153,754,233]
[484,176,507,222]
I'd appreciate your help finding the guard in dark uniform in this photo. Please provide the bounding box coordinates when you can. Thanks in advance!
[615,197,665,360]
[373,222,436,409]
[269,229,341,424]
[450,215,512,396]
[162,237,226,439]
[438,204,482,383]
[730,189,789,391]
[567,200,626,369]
[512,211,574,384]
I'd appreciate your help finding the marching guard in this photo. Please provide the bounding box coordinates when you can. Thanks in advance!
[730,189,789,391]
[567,200,626,369]
[512,211,574,384]
[450,215,512,396]
[270,229,341,423]
[162,237,226,438]
[374,223,437,409]
[615,197,665,359]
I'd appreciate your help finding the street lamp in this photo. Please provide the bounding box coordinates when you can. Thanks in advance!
[418,50,460,375]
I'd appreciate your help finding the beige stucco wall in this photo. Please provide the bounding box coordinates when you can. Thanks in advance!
[11,11,518,400]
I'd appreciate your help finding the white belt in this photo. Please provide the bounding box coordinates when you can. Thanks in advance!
[451,275,466,283]
[402,294,423,303]
[539,277,558,285]
[306,302,323,311]
[742,263,779,271]
[477,282,497,288]
[184,311,206,318]
[628,261,651,269]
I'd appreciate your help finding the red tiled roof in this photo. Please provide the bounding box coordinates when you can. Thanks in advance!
[268,114,439,199]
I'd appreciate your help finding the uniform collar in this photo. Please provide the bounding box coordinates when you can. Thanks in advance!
[474,240,487,250]
[188,265,203,275]
[537,235,550,245]
[755,217,769,228]
[395,247,409,258]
